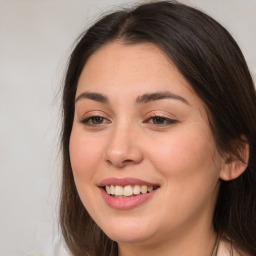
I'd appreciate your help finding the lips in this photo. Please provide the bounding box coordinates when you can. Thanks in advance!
[99,177,159,187]
[98,177,160,209]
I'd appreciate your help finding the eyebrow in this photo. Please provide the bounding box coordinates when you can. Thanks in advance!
[75,92,109,104]
[75,91,190,105]
[136,91,190,105]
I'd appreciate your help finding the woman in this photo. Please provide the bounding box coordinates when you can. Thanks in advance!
[60,1,256,255]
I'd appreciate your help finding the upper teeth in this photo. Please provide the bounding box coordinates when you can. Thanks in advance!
[105,185,154,197]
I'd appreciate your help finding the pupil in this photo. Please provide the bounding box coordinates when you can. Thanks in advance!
[154,117,164,124]
[92,116,103,124]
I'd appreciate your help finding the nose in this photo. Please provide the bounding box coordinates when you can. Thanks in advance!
[104,124,143,168]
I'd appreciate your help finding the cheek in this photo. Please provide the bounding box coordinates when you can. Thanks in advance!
[145,127,221,226]
[69,131,106,220]
[69,131,103,182]
[147,125,220,181]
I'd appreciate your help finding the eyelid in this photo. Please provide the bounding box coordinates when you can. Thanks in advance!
[145,115,177,124]
[79,111,111,126]
[80,110,109,120]
[143,111,178,126]
[144,110,177,120]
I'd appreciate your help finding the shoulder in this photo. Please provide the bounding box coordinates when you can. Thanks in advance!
[217,239,250,256]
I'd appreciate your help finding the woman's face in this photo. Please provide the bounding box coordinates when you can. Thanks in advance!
[69,42,224,246]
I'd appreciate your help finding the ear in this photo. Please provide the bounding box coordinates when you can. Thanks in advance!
[219,137,249,181]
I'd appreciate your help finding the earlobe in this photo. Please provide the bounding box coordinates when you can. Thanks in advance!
[219,139,249,181]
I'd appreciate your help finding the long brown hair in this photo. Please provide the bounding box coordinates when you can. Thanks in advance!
[60,1,256,255]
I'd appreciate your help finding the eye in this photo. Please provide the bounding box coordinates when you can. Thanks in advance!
[81,115,110,126]
[146,115,177,126]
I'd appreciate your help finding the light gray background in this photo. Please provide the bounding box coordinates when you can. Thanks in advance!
[0,1,255,255]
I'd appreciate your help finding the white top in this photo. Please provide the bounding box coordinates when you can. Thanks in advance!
[217,240,249,256]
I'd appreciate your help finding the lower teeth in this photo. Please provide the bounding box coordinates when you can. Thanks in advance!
[114,195,132,198]
[112,192,150,198]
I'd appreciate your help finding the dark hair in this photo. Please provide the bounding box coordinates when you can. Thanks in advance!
[60,1,256,255]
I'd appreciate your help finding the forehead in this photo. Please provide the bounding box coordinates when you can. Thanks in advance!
[76,41,198,105]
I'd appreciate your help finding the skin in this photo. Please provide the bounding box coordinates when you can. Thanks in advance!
[69,41,229,256]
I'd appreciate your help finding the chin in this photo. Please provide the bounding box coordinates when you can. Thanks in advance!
[98,217,157,244]
[107,229,154,244]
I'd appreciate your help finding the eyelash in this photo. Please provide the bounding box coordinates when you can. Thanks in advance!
[81,115,110,126]
[144,115,177,126]
[80,115,177,127]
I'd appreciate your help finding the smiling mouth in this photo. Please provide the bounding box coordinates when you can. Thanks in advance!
[104,185,159,198]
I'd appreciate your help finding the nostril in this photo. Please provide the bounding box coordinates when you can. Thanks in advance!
[105,158,136,168]
[123,159,133,164]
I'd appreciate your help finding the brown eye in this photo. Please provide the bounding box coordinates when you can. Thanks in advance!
[91,116,104,124]
[146,116,177,126]
[152,117,166,124]
[81,116,109,126]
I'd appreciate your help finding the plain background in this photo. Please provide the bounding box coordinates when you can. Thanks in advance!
[0,0,255,255]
